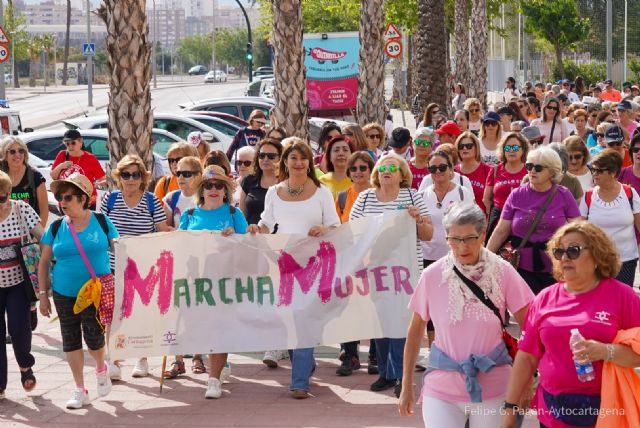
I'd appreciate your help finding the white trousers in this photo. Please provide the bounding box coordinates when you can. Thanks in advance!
[422,395,504,428]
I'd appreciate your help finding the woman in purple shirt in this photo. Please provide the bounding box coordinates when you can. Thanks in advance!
[487,147,581,294]
[618,133,640,194]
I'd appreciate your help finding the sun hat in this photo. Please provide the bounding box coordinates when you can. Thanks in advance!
[50,172,93,198]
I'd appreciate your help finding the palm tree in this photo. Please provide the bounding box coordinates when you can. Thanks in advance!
[414,0,448,114]
[469,0,488,105]
[97,0,154,174]
[6,0,22,88]
[454,0,470,93]
[40,33,55,88]
[27,35,42,87]
[270,0,308,140]
[356,0,385,126]
[62,0,71,85]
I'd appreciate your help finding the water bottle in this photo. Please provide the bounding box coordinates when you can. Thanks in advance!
[569,328,595,382]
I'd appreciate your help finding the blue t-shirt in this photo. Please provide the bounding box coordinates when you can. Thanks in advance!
[41,214,119,297]
[178,204,248,233]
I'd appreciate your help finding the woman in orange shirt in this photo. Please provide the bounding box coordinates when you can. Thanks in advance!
[335,151,375,223]
[154,142,198,203]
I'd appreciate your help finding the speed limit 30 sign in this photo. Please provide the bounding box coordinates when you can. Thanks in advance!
[0,45,10,63]
[384,39,402,58]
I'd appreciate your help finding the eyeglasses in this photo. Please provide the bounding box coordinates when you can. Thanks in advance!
[484,121,498,127]
[525,163,546,172]
[54,193,79,202]
[458,143,475,151]
[349,165,369,172]
[504,144,521,152]
[236,160,252,168]
[469,109,480,113]
[590,167,609,174]
[168,157,184,164]
[446,235,480,245]
[428,164,449,173]
[7,148,26,155]
[0,194,8,203]
[590,114,598,118]
[414,139,432,147]
[378,164,399,173]
[120,171,142,180]
[569,154,584,161]
[631,147,640,154]
[366,134,381,140]
[552,245,589,261]
[202,181,226,190]
[176,170,197,178]
[258,152,279,160]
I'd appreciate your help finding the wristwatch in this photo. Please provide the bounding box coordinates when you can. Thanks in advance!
[38,290,48,297]
[502,401,520,412]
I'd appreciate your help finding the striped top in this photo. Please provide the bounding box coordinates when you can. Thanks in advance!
[349,187,430,270]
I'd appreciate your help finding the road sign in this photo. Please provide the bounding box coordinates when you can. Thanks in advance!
[0,45,10,64]
[384,39,402,58]
[384,23,402,40]
[0,26,10,44]
[83,43,95,56]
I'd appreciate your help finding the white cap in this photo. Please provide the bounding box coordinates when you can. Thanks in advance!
[187,131,202,147]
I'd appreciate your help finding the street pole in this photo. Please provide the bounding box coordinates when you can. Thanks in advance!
[11,32,14,88]
[624,0,628,82]
[152,0,157,88]
[233,0,252,82]
[211,0,216,75]
[0,0,6,101]
[87,0,93,107]
[523,16,529,82]
[606,0,612,80]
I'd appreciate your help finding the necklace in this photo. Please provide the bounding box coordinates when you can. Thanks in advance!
[287,180,305,197]
[434,185,450,209]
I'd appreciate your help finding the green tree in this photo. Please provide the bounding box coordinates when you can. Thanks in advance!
[521,0,590,79]
[215,28,249,75]
[41,33,55,87]
[4,0,28,88]
[176,35,212,70]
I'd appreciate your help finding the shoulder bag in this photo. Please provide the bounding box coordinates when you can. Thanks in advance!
[14,201,40,302]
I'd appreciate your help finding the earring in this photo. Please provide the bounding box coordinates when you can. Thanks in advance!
[284,166,289,173]
[308,167,312,174]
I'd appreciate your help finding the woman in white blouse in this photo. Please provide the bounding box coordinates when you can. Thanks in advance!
[247,137,340,400]
[530,97,569,145]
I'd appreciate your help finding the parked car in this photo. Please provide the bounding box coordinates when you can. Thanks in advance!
[179,97,274,121]
[260,78,275,99]
[187,111,248,129]
[184,114,241,137]
[188,65,208,75]
[253,66,273,77]
[204,70,227,83]
[245,75,274,96]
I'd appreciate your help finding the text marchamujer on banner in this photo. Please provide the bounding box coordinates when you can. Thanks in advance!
[108,211,418,359]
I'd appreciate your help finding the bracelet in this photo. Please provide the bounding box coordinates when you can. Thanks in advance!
[502,401,520,412]
[38,290,48,296]
[606,344,615,361]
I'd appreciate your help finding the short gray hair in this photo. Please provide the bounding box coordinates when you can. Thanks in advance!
[548,142,568,172]
[442,202,487,235]
[527,146,564,184]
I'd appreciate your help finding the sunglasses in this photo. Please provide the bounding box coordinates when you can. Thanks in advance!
[8,148,26,155]
[504,144,521,152]
[378,164,399,173]
[120,171,142,180]
[552,245,589,261]
[258,152,279,160]
[202,181,226,190]
[0,194,8,203]
[607,141,623,147]
[596,133,605,138]
[64,140,79,145]
[546,106,559,111]
[484,121,498,127]
[367,134,381,140]
[54,193,80,202]
[414,139,432,147]
[605,120,616,124]
[428,164,449,173]
[525,163,546,172]
[458,143,475,150]
[349,165,369,172]
[569,154,584,161]
[176,170,197,178]
[590,114,598,118]
[446,235,480,245]
[591,167,609,174]
[631,147,640,154]
[168,157,184,164]
[470,109,480,113]
[236,160,252,168]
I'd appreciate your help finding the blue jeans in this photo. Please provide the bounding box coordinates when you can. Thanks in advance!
[0,283,35,390]
[288,348,315,391]
[375,337,405,380]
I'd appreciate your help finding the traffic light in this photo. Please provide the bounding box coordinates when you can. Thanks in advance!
[246,43,253,61]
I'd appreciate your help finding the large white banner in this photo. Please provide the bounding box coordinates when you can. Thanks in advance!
[109,211,418,359]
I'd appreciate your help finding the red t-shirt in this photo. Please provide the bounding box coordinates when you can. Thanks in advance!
[52,150,105,204]
[409,160,429,190]
[485,163,527,209]
[455,162,492,212]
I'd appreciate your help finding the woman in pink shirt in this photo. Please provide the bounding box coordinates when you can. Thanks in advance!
[399,203,535,427]
[500,221,640,428]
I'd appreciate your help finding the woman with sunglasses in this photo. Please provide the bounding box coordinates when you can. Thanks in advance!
[233,146,255,201]
[248,138,341,399]
[0,170,43,400]
[362,122,386,160]
[350,154,432,398]
[319,136,353,198]
[225,109,267,162]
[500,221,640,428]
[409,128,435,190]
[38,173,119,409]
[487,147,580,295]
[179,165,248,399]
[418,103,442,129]
[515,99,533,124]
[531,97,569,145]
[400,203,534,428]
[569,108,593,143]
[163,156,203,228]
[479,112,503,166]
[154,142,198,204]
[565,136,593,192]
[454,132,492,212]
[99,155,169,380]
[579,149,640,286]
[463,98,483,132]
[589,121,614,156]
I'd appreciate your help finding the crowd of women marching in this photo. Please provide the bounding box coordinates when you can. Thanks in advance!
[0,76,640,428]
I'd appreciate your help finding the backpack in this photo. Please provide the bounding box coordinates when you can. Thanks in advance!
[169,190,182,213]
[162,175,172,195]
[584,184,633,217]
[105,190,156,217]
[51,212,109,240]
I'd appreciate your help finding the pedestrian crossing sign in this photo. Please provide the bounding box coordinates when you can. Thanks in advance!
[83,43,95,56]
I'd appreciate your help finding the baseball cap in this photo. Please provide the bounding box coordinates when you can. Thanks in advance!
[187,131,203,147]
[435,121,462,137]
[604,79,613,86]
[389,127,411,148]
[622,81,631,88]
[561,79,570,85]
[481,111,501,124]
[521,126,545,144]
[604,125,624,143]
[51,172,93,198]
[63,129,82,141]
[618,100,633,111]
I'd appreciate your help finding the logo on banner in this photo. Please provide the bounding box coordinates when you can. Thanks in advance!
[163,331,177,344]
[308,47,347,64]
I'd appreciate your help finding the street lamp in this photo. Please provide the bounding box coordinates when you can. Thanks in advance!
[152,0,157,88]
[87,0,93,107]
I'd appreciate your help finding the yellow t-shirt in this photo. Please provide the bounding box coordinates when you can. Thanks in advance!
[319,173,352,199]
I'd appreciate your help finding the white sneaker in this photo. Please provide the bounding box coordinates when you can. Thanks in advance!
[277,350,289,361]
[66,388,90,409]
[96,368,112,397]
[220,362,231,383]
[262,350,279,368]
[131,358,149,378]
[107,360,121,381]
[204,377,222,399]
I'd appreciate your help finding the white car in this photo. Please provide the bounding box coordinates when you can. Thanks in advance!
[204,70,227,83]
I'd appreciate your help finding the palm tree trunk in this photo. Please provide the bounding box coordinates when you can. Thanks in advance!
[62,0,71,85]
[356,0,385,126]
[28,59,37,87]
[469,0,488,105]
[97,0,153,177]
[555,44,566,79]
[270,0,308,140]
[454,0,470,93]
[415,0,448,112]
